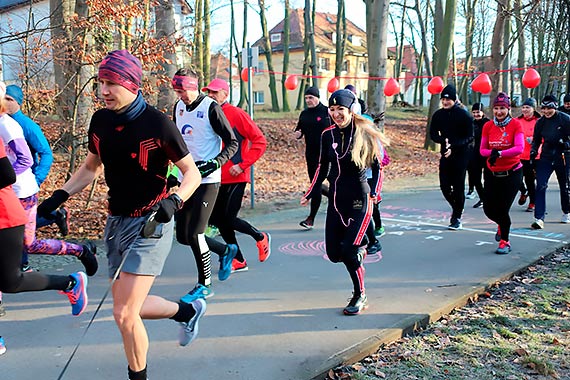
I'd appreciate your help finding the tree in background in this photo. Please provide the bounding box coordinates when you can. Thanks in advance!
[281,0,291,112]
[334,0,347,78]
[258,0,280,111]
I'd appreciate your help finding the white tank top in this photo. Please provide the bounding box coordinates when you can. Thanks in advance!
[174,97,222,184]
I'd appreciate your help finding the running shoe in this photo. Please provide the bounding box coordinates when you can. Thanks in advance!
[61,272,88,316]
[531,218,544,229]
[562,213,570,224]
[231,259,249,273]
[55,207,70,236]
[448,218,462,230]
[465,191,476,200]
[204,225,219,238]
[496,240,511,255]
[299,218,314,230]
[21,264,34,273]
[178,298,207,346]
[518,193,528,206]
[80,241,98,276]
[218,244,238,281]
[495,226,501,242]
[257,232,271,262]
[0,336,6,355]
[343,293,368,315]
[374,226,386,237]
[180,284,214,304]
[473,200,483,208]
[367,240,382,255]
[526,203,535,212]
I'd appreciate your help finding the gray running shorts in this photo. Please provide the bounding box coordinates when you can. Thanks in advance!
[104,214,174,278]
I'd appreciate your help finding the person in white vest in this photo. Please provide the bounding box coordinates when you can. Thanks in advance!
[171,68,239,303]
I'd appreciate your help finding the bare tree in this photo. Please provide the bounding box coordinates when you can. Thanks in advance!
[334,0,347,77]
[281,0,291,112]
[258,0,280,111]
[155,0,177,111]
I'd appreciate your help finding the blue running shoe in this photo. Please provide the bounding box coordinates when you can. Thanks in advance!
[61,272,88,316]
[180,283,214,304]
[178,298,207,346]
[0,336,6,355]
[218,244,238,281]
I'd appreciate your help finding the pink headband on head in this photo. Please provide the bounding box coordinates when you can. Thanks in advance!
[171,75,199,91]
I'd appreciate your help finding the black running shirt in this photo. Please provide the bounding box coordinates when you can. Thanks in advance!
[88,105,189,217]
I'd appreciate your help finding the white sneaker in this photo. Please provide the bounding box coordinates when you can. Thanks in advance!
[465,191,476,200]
[531,218,544,229]
[562,214,570,223]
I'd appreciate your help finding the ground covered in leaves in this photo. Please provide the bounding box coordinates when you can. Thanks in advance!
[37,108,438,240]
[327,247,570,380]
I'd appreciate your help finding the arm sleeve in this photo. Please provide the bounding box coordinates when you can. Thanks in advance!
[480,123,491,157]
[429,113,444,144]
[209,102,238,166]
[500,132,524,157]
[0,143,16,188]
[454,112,474,147]
[8,138,33,175]
[368,159,381,196]
[531,119,543,153]
[25,121,53,185]
[233,109,267,170]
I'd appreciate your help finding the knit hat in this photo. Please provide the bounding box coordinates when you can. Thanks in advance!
[344,84,357,94]
[5,85,23,106]
[472,102,483,111]
[201,78,229,93]
[522,97,537,108]
[98,50,142,94]
[328,89,356,109]
[564,94,570,103]
[493,92,510,108]
[304,86,320,98]
[0,81,5,99]
[440,85,457,101]
[541,94,558,109]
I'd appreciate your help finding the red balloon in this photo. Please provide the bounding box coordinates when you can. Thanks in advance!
[471,73,492,94]
[284,75,299,90]
[241,68,249,82]
[384,78,400,97]
[327,77,340,93]
[427,76,444,95]
[522,68,541,89]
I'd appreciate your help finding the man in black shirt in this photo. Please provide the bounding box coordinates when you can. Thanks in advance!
[559,94,570,115]
[294,86,330,229]
[37,50,205,380]
[430,84,474,230]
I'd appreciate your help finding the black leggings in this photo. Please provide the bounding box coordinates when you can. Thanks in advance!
[207,182,263,262]
[467,155,485,201]
[175,183,220,286]
[519,159,536,204]
[439,152,470,219]
[307,157,329,220]
[0,225,69,293]
[483,168,522,242]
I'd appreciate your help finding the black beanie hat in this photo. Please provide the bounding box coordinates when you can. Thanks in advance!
[328,89,356,109]
[472,102,483,111]
[541,95,558,109]
[564,94,570,103]
[522,97,537,108]
[440,84,457,101]
[304,86,320,98]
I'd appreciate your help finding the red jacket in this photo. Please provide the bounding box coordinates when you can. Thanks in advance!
[220,102,267,184]
[517,115,541,160]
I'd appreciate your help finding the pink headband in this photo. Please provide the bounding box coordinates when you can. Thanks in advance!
[171,75,199,91]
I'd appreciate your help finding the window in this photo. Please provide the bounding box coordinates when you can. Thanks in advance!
[253,91,265,105]
[318,57,330,71]
[342,60,350,73]
[360,61,368,73]
[270,33,281,43]
[255,61,265,75]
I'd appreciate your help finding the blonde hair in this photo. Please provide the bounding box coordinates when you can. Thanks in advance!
[351,113,390,168]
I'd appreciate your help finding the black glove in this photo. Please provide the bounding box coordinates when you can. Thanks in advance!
[489,149,500,166]
[529,149,538,165]
[559,139,570,151]
[195,159,220,178]
[166,174,179,190]
[154,194,184,223]
[37,189,69,218]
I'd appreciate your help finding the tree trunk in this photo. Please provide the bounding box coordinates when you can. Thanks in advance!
[489,0,508,99]
[202,0,211,86]
[424,0,457,150]
[297,0,312,110]
[514,0,527,101]
[281,0,291,112]
[258,0,280,111]
[459,0,478,103]
[155,0,177,111]
[309,0,318,88]
[365,0,390,130]
[334,0,346,77]
[193,0,204,84]
[237,0,249,108]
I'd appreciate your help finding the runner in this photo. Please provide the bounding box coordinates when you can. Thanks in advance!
[201,78,270,273]
[301,89,384,315]
[170,69,239,303]
[480,92,524,254]
[516,97,541,212]
[467,103,489,208]
[36,50,206,380]
[295,86,330,230]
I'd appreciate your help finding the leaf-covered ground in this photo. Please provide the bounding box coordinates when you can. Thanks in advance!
[36,109,439,240]
[327,247,570,380]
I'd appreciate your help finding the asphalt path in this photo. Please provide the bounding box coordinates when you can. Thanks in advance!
[1,183,568,380]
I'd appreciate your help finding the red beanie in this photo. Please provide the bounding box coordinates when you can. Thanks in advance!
[493,92,510,108]
[98,50,142,94]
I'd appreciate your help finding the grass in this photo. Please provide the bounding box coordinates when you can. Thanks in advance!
[328,247,570,380]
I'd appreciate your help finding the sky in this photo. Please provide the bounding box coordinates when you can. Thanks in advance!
[209,0,367,53]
